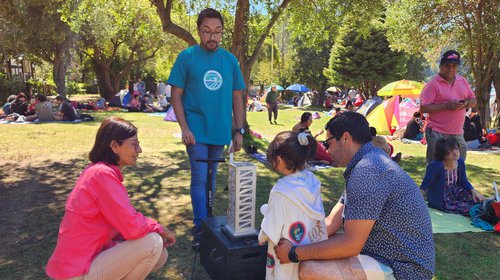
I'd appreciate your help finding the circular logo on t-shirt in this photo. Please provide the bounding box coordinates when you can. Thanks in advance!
[203,70,223,91]
[288,221,306,244]
[266,253,275,268]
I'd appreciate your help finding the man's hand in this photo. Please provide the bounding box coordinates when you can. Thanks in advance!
[446,100,466,110]
[181,129,196,146]
[233,133,243,152]
[160,227,176,247]
[274,238,293,264]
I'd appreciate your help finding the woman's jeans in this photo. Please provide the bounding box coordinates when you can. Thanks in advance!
[186,143,225,229]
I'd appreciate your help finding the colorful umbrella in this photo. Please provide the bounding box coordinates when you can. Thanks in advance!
[377,80,424,98]
[327,86,342,92]
[286,84,310,92]
[267,85,285,91]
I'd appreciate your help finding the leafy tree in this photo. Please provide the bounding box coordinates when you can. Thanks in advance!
[324,22,405,97]
[385,0,500,126]
[0,0,74,96]
[62,0,168,99]
[152,0,292,92]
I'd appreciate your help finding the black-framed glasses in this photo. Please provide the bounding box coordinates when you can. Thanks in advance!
[201,31,223,38]
[322,136,335,150]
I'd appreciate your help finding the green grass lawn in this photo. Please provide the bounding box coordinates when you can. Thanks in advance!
[0,100,499,279]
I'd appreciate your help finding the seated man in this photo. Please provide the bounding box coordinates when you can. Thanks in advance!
[404,111,424,140]
[53,95,77,121]
[275,112,435,280]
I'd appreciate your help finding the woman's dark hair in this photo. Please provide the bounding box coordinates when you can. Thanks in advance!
[369,126,377,137]
[433,137,459,161]
[267,131,317,173]
[89,117,137,165]
[325,111,372,144]
[300,112,312,124]
[197,8,224,28]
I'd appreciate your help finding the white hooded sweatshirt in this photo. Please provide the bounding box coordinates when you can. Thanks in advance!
[259,170,327,280]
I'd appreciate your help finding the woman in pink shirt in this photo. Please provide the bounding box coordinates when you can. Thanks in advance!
[46,117,176,280]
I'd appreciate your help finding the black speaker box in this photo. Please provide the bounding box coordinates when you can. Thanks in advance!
[200,216,267,280]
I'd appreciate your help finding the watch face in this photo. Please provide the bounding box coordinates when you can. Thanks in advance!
[240,128,245,134]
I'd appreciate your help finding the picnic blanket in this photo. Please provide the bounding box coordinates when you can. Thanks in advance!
[429,208,483,233]
[0,119,82,125]
[468,146,500,155]
[146,112,167,117]
[250,153,332,171]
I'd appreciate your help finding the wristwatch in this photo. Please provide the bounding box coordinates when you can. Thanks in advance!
[235,127,245,135]
[288,245,300,263]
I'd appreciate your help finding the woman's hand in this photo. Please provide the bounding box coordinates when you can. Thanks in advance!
[160,227,176,247]
[471,189,485,203]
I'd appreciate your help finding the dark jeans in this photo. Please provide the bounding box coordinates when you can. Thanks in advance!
[267,102,278,121]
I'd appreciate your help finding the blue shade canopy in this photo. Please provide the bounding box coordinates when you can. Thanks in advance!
[267,85,285,91]
[286,84,310,92]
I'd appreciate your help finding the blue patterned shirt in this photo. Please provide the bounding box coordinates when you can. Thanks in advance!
[340,142,435,279]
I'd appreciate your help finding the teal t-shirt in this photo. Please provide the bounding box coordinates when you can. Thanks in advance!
[168,45,245,145]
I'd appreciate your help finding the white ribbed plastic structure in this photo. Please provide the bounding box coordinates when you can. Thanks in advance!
[225,161,257,237]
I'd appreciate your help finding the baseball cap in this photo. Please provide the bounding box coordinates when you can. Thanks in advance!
[440,50,461,65]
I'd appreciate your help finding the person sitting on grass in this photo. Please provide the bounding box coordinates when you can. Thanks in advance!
[26,94,54,122]
[370,127,402,163]
[403,111,425,141]
[140,94,154,112]
[292,112,333,165]
[46,117,176,280]
[10,92,29,116]
[1,95,16,117]
[259,131,327,279]
[126,94,141,112]
[420,137,485,215]
[53,95,77,121]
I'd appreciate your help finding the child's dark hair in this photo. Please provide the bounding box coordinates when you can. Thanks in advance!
[300,112,312,124]
[267,131,317,173]
[434,137,459,161]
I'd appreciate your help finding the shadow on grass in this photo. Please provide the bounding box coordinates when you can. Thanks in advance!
[0,150,214,280]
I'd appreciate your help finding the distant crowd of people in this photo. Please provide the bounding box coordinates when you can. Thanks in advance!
[1,93,79,122]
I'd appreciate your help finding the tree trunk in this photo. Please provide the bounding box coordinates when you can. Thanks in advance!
[493,54,500,127]
[53,48,66,97]
[94,62,115,100]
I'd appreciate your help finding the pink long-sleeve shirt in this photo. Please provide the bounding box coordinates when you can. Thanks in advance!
[46,162,164,279]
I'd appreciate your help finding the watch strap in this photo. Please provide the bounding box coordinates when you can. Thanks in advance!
[288,245,299,263]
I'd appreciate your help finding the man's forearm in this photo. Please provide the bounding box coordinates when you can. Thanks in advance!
[233,90,244,127]
[170,90,189,130]
[420,103,447,113]
[296,233,361,261]
[466,98,477,108]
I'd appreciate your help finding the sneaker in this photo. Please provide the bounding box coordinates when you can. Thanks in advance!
[269,121,273,125]
[274,120,278,125]
[191,226,202,250]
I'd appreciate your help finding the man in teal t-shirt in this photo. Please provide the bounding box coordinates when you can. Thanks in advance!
[167,8,246,250]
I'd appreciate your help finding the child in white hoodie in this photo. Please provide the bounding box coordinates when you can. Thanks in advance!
[259,131,327,280]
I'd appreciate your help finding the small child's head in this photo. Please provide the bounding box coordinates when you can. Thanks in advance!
[300,112,313,126]
[267,131,317,174]
[434,137,460,161]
